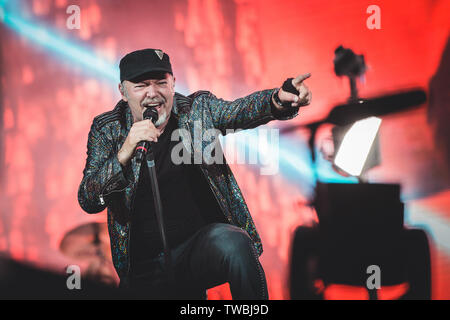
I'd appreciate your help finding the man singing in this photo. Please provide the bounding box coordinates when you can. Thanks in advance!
[78,48,312,299]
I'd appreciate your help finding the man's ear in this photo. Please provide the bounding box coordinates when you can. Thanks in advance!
[172,76,176,95]
[119,82,128,101]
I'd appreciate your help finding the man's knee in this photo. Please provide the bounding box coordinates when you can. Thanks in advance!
[205,223,253,257]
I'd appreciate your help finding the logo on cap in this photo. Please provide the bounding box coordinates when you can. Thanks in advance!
[154,49,164,60]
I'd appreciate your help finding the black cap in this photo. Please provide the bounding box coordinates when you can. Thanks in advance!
[119,49,172,82]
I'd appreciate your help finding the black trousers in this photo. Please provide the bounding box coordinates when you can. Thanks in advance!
[129,223,268,300]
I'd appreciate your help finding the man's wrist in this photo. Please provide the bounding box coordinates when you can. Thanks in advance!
[117,147,131,167]
[272,88,290,110]
[270,88,300,120]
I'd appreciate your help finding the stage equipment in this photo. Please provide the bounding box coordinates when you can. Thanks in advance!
[286,46,430,300]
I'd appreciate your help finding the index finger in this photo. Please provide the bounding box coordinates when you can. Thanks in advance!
[292,73,311,86]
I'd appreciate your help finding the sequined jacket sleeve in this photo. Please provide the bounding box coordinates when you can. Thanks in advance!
[194,88,300,134]
[78,119,129,214]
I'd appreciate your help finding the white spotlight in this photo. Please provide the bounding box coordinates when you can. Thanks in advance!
[334,117,382,176]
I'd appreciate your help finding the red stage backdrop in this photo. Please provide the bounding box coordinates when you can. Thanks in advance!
[0,0,449,299]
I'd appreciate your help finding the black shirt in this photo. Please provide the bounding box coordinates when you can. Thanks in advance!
[130,114,225,269]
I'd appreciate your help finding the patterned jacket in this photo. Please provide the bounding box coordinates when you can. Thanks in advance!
[78,89,299,285]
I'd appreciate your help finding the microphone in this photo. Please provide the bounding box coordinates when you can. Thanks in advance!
[135,107,159,163]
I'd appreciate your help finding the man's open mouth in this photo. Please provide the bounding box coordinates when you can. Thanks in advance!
[143,102,163,108]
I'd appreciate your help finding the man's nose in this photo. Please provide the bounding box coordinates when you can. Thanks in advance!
[145,84,157,98]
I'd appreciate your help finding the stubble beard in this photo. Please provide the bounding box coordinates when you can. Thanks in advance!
[154,109,168,128]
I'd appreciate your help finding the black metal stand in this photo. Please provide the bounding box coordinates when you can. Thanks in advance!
[145,150,175,290]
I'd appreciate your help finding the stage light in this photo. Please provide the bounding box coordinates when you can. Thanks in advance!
[333,117,382,177]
